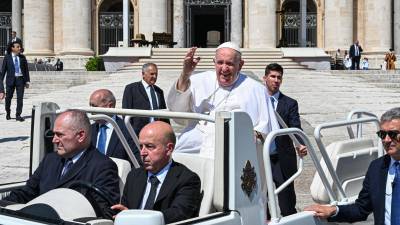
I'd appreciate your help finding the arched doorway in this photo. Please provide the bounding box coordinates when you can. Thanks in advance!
[98,0,134,55]
[0,0,12,55]
[279,0,317,47]
[184,0,231,48]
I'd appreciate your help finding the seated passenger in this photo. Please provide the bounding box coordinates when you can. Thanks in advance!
[2,110,120,219]
[111,121,201,223]
[89,89,141,165]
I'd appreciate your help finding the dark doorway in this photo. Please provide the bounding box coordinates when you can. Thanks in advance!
[98,0,134,55]
[0,0,11,56]
[280,0,317,47]
[191,6,225,48]
[185,1,231,48]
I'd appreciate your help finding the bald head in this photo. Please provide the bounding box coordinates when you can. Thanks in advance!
[89,89,116,108]
[139,121,176,173]
[140,121,176,147]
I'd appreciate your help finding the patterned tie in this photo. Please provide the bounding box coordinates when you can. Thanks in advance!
[392,161,400,224]
[14,56,20,75]
[270,96,276,110]
[144,175,160,209]
[97,124,108,155]
[150,86,158,110]
[60,159,73,179]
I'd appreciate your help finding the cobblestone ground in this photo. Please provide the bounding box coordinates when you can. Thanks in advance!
[2,69,398,224]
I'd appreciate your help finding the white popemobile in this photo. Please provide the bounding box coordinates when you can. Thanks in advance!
[0,102,382,225]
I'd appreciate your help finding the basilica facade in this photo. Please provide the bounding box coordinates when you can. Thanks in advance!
[1,0,399,57]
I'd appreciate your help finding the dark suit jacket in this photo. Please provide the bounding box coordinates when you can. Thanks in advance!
[329,154,390,225]
[275,92,303,178]
[4,146,120,218]
[91,116,141,165]
[0,53,30,92]
[121,161,201,223]
[8,37,23,47]
[349,44,363,58]
[122,81,169,134]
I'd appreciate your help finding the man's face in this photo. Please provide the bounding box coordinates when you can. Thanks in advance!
[142,65,158,86]
[380,119,400,160]
[11,43,21,54]
[52,116,85,159]
[11,32,16,38]
[263,70,283,95]
[214,48,244,87]
[139,128,173,174]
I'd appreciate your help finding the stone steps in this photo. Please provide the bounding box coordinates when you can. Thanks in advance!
[121,48,308,71]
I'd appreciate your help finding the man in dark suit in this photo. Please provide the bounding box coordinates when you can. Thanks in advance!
[349,40,363,70]
[263,63,307,216]
[8,31,23,47]
[2,110,120,219]
[122,63,168,135]
[0,41,30,121]
[305,107,400,225]
[89,89,141,165]
[112,121,201,223]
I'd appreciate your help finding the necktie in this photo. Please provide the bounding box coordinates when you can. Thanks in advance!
[392,162,400,224]
[144,175,160,209]
[269,96,277,154]
[97,124,108,155]
[14,56,20,75]
[150,86,158,110]
[60,159,73,179]
[270,96,276,110]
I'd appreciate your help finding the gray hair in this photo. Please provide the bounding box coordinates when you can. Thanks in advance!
[380,107,400,123]
[142,63,157,73]
[57,110,91,140]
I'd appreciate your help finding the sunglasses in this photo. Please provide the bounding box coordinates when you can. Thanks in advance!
[376,130,400,140]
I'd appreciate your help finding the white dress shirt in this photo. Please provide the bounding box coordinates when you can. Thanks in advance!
[142,80,159,122]
[96,116,116,155]
[140,161,173,209]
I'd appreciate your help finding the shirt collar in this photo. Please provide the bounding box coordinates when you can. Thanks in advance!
[11,53,18,57]
[102,115,117,129]
[271,91,280,101]
[142,79,151,89]
[147,160,173,184]
[69,149,86,164]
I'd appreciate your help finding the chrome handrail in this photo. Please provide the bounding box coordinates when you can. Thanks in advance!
[314,117,382,201]
[346,110,378,139]
[263,128,328,223]
[88,114,140,168]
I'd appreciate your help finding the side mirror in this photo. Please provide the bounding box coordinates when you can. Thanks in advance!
[114,210,164,225]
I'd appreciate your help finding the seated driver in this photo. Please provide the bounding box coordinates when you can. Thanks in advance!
[112,121,201,223]
[1,110,120,219]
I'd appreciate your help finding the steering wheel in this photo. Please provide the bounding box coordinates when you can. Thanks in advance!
[67,181,115,219]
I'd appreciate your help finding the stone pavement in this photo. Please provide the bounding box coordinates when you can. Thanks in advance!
[1,69,399,224]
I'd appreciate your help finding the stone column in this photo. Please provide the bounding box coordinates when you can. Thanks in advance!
[123,0,130,47]
[231,0,242,47]
[173,0,185,47]
[152,0,168,33]
[299,0,306,47]
[248,0,276,48]
[24,0,53,55]
[363,0,391,52]
[61,0,93,55]
[324,0,353,51]
[395,0,400,54]
[12,0,22,38]
[139,0,167,41]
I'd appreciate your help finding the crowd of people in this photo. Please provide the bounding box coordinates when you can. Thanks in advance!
[1,39,400,224]
[334,41,397,71]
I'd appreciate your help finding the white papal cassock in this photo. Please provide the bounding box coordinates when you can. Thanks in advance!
[167,71,279,158]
